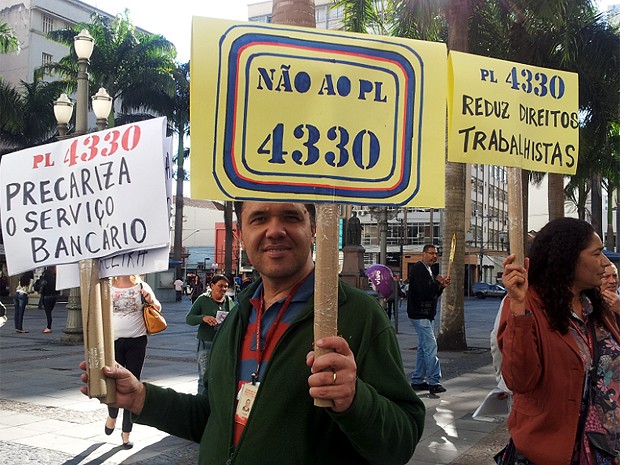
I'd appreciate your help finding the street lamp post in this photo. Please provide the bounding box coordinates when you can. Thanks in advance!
[73,29,94,135]
[54,29,112,344]
[92,87,112,130]
[479,234,484,283]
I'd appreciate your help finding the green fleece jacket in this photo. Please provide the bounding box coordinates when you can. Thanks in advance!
[136,278,425,465]
[186,294,234,342]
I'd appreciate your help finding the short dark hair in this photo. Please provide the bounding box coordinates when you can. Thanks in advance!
[422,244,437,253]
[211,274,230,285]
[234,201,316,230]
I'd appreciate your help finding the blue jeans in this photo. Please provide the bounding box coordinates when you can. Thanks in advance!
[13,292,28,330]
[197,340,213,395]
[410,318,442,385]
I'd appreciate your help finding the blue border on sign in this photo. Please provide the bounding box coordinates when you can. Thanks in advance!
[213,24,426,203]
[238,51,401,184]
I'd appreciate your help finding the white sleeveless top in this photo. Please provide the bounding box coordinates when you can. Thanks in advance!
[111,283,147,339]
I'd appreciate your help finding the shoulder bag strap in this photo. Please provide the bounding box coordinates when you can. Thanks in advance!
[139,283,147,305]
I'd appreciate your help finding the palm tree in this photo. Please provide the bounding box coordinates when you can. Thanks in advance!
[272,0,316,27]
[41,11,176,128]
[0,79,66,154]
[0,21,19,55]
[165,62,191,278]
[337,0,618,349]
[473,1,620,229]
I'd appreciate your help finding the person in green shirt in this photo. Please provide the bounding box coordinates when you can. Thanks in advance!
[79,202,425,465]
[186,274,234,394]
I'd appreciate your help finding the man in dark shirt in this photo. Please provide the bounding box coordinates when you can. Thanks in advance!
[407,244,451,394]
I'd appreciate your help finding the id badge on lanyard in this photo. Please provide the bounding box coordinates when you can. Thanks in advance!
[235,381,260,426]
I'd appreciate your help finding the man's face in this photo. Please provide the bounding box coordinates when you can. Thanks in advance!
[422,248,438,267]
[601,264,619,293]
[239,202,315,285]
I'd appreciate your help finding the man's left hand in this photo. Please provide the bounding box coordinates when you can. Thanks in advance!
[306,336,357,413]
[438,275,451,288]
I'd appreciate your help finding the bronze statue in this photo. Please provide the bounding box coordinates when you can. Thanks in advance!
[346,211,363,246]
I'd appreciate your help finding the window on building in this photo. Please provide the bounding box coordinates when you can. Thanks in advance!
[249,14,272,23]
[41,53,53,74]
[331,5,344,19]
[362,224,378,246]
[42,14,54,33]
[316,5,327,22]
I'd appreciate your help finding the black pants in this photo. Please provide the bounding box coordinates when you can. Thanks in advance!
[108,335,148,433]
[43,295,57,329]
[386,299,395,320]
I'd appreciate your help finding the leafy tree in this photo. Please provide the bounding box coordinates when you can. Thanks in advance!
[0,21,19,55]
[0,79,66,154]
[41,10,176,129]
[164,61,191,278]
[336,0,619,349]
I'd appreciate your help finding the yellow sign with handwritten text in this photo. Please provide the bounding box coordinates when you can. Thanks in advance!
[448,51,579,174]
[191,18,447,207]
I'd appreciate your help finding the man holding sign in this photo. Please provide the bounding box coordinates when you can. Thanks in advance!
[80,201,424,465]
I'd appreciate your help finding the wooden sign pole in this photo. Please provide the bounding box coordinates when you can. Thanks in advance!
[446,233,456,279]
[507,167,525,265]
[79,259,115,399]
[100,276,116,404]
[313,203,339,408]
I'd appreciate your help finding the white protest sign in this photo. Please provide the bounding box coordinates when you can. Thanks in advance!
[55,246,170,290]
[55,137,174,290]
[0,117,170,275]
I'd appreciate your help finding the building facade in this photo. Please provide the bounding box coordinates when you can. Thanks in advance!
[0,0,112,86]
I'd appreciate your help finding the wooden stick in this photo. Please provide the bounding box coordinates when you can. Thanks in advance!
[446,233,456,279]
[100,276,116,404]
[507,167,525,265]
[313,203,339,408]
[79,259,107,399]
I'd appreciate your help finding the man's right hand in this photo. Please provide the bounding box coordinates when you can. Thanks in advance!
[79,361,146,414]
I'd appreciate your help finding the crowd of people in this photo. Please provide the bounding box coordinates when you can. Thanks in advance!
[10,267,59,334]
[3,205,618,463]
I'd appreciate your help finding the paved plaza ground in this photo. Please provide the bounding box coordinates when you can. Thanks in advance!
[0,295,508,464]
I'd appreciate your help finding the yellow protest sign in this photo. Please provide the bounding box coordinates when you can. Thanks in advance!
[191,18,447,207]
[448,51,579,174]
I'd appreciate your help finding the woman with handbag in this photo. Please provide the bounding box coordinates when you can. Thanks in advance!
[105,274,161,449]
[498,218,620,464]
[186,274,233,395]
[14,271,33,333]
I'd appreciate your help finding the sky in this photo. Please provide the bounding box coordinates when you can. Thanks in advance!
[82,0,252,62]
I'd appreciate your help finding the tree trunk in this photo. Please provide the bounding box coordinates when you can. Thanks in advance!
[173,134,185,279]
[616,191,620,252]
[590,172,603,239]
[547,173,565,221]
[578,182,588,220]
[272,0,315,27]
[437,160,467,350]
[437,0,472,352]
[606,187,615,250]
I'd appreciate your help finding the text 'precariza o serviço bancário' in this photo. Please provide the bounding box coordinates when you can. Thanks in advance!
[3,156,150,263]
